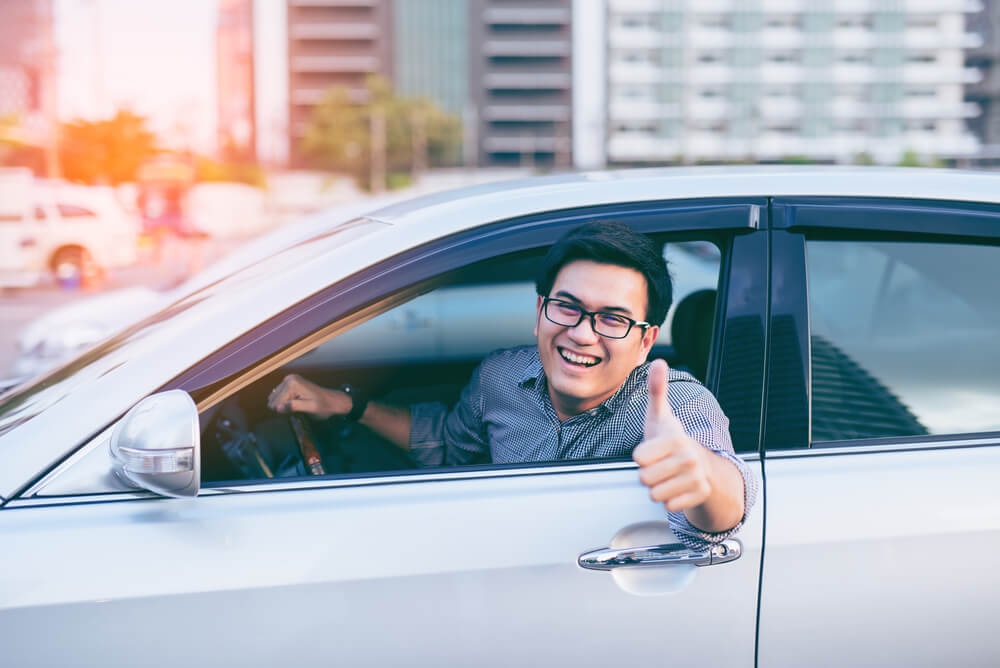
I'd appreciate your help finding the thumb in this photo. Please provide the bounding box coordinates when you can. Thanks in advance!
[644,359,684,440]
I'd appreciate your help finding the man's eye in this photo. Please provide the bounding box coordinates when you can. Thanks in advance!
[554,302,582,316]
[597,313,630,329]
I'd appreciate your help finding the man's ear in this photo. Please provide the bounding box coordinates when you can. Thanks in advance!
[534,296,544,337]
[639,324,659,361]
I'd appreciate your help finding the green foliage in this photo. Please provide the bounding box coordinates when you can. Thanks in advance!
[59,110,160,185]
[195,155,267,188]
[897,149,922,167]
[300,75,462,191]
[852,152,876,166]
[779,155,815,165]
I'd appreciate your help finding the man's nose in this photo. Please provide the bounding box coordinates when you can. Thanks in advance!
[566,315,600,343]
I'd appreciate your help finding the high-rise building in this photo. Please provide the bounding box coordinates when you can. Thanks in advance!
[286,0,393,166]
[285,0,574,168]
[218,0,257,161]
[0,0,57,175]
[393,0,468,116]
[469,0,573,167]
[605,0,982,165]
[967,0,1000,157]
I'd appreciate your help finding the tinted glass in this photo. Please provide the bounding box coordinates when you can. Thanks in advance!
[807,240,1000,442]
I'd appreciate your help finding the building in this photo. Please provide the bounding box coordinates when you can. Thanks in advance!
[286,0,574,169]
[469,0,573,168]
[392,0,468,116]
[286,0,392,166]
[966,0,1000,161]
[605,0,982,165]
[0,0,57,175]
[218,0,257,161]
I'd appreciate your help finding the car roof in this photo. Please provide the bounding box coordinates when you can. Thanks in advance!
[366,166,1000,237]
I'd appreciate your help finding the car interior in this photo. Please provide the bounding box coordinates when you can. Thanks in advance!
[199,239,724,484]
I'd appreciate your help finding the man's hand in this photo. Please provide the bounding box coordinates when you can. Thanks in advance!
[633,359,744,533]
[267,374,351,420]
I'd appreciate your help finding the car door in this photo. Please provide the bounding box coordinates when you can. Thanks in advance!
[757,198,1000,667]
[2,200,767,667]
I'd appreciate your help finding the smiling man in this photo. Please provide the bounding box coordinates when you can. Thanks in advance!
[270,221,757,544]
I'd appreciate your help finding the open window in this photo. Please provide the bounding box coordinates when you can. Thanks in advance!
[197,234,726,486]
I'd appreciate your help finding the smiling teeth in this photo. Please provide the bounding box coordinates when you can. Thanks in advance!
[562,350,599,366]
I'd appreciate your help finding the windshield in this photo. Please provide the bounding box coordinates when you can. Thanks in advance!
[0,217,386,437]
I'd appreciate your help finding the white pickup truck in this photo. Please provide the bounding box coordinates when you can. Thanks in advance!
[0,168,138,288]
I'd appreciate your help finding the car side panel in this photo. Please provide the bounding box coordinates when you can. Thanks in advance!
[757,443,1000,667]
[1,464,762,667]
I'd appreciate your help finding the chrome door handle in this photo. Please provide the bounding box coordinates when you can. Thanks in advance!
[578,539,742,571]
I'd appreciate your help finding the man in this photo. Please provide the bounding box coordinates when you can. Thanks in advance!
[268,221,756,545]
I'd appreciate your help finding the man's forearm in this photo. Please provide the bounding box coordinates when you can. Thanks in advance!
[683,453,745,534]
[357,401,413,451]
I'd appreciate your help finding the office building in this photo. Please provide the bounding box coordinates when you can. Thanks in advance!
[218,0,257,160]
[0,0,56,174]
[967,0,1000,159]
[469,0,573,167]
[606,0,982,165]
[286,0,392,166]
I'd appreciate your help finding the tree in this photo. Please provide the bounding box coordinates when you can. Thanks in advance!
[58,110,160,185]
[300,75,462,191]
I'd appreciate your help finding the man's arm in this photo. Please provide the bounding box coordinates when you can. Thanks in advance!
[268,374,412,450]
[632,360,746,534]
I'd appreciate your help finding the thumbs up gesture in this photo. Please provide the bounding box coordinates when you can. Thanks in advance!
[633,359,714,514]
[632,359,749,537]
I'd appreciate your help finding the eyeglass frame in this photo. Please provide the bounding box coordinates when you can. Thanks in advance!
[541,297,651,339]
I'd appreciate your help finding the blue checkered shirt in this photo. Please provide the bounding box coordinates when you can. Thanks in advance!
[409,345,758,548]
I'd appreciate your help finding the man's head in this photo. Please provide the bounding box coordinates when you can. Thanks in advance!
[534,221,671,419]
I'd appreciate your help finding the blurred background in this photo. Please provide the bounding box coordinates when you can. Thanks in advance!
[2,0,999,380]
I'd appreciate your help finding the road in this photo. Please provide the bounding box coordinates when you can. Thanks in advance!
[0,241,232,380]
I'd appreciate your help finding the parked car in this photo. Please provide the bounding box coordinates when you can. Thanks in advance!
[0,170,138,289]
[1,167,998,667]
[6,194,411,381]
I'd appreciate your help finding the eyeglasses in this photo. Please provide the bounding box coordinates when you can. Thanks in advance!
[542,297,650,339]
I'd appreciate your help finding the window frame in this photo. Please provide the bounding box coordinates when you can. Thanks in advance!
[766,197,1000,453]
[155,198,768,493]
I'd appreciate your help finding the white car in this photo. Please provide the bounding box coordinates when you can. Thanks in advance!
[1,167,998,667]
[0,171,138,288]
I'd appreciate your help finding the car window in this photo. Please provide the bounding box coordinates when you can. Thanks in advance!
[57,204,97,218]
[199,239,723,484]
[807,240,1000,442]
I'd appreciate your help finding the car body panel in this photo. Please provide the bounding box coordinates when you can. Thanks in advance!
[758,442,1000,667]
[2,461,764,667]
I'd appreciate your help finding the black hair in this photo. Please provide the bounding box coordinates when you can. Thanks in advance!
[536,221,672,326]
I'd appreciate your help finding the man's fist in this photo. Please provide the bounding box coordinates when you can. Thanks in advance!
[632,359,713,513]
[267,374,350,419]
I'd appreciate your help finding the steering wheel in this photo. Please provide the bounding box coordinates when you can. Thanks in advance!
[288,414,326,475]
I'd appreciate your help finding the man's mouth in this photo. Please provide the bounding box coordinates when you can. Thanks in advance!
[559,347,601,368]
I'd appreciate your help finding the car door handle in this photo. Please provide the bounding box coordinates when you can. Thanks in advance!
[578,539,742,571]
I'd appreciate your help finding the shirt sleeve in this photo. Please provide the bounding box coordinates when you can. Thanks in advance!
[408,360,490,467]
[665,377,760,550]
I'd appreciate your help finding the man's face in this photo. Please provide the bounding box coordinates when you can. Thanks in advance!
[535,259,659,420]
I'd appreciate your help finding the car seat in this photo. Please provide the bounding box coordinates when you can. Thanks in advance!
[670,289,717,383]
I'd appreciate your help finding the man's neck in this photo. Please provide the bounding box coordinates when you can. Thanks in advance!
[548,389,605,422]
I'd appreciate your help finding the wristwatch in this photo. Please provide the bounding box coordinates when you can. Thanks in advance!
[338,384,369,422]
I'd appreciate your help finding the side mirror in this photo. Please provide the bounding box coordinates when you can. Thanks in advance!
[109,390,200,498]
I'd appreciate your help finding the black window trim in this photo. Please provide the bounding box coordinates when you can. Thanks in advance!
[767,197,1000,452]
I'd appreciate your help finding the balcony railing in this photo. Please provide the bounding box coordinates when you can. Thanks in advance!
[484,40,570,57]
[483,104,571,121]
[290,23,378,40]
[291,55,379,72]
